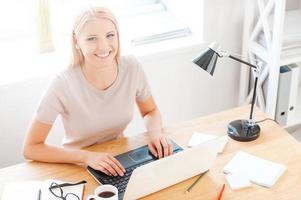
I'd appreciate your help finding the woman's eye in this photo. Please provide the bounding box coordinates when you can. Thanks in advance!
[87,37,97,41]
[107,33,115,38]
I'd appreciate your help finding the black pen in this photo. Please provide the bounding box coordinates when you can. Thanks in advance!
[185,170,209,194]
[37,189,41,200]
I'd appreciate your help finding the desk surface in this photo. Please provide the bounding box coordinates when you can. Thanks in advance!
[1,106,301,200]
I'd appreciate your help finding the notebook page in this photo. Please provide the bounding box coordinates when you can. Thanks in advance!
[223,151,286,188]
[1,181,41,200]
[187,132,217,147]
[188,132,228,153]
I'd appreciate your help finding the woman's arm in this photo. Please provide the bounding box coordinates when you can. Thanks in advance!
[136,96,173,158]
[23,120,86,164]
[23,120,125,176]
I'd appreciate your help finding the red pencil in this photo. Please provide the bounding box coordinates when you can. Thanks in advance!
[217,184,225,200]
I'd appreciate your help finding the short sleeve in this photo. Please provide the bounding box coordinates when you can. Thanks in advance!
[35,76,65,124]
[135,58,152,102]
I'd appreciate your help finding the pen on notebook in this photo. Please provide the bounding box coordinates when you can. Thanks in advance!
[185,170,209,194]
[37,189,41,200]
[216,184,225,200]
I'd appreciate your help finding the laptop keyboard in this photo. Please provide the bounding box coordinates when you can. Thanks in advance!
[97,148,182,194]
[102,159,154,193]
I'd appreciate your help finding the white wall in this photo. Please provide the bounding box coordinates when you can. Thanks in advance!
[0,78,49,168]
[0,0,247,168]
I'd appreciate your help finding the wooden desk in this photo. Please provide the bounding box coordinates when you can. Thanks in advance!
[1,106,301,200]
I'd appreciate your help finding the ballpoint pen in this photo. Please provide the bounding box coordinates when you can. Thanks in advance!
[185,170,209,194]
[217,184,225,200]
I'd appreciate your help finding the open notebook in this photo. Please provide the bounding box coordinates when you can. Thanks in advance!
[1,179,85,200]
[223,151,287,188]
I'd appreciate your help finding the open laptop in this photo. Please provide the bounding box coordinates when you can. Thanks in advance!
[88,138,220,200]
[87,140,183,199]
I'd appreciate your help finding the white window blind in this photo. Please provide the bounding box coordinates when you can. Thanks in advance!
[50,0,192,47]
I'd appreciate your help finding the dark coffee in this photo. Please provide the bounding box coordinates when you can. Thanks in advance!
[98,191,115,198]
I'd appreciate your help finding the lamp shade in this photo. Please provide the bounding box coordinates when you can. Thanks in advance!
[192,42,221,76]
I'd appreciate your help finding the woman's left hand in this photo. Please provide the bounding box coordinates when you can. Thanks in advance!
[148,134,173,159]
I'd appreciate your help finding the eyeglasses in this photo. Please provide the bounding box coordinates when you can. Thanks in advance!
[49,180,87,200]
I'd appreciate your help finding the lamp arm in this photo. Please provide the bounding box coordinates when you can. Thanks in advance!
[228,55,257,69]
[226,54,259,123]
[249,75,258,122]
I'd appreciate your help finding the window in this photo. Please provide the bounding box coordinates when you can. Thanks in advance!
[0,0,203,85]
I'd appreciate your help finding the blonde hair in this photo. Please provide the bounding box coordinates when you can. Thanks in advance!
[69,7,120,68]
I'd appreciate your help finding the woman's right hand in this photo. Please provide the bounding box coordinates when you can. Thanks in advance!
[85,151,126,176]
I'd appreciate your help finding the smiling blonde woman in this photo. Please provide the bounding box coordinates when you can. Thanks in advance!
[23,7,173,177]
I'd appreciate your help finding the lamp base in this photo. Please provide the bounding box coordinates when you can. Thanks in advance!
[227,119,260,142]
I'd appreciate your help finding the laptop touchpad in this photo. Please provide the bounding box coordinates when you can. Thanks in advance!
[128,148,153,162]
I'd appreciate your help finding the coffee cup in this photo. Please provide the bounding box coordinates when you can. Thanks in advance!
[87,184,118,200]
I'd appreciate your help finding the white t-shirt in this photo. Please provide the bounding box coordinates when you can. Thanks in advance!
[36,56,151,148]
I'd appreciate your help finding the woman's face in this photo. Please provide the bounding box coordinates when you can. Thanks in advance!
[76,18,118,67]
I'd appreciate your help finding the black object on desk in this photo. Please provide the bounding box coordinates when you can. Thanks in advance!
[192,42,261,142]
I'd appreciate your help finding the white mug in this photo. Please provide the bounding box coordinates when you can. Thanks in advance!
[87,184,118,200]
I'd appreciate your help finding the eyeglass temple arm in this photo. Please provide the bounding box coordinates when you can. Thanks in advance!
[49,180,87,189]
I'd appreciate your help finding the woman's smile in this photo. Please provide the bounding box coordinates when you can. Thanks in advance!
[94,51,111,59]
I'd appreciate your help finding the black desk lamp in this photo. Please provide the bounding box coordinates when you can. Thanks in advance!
[192,42,260,142]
